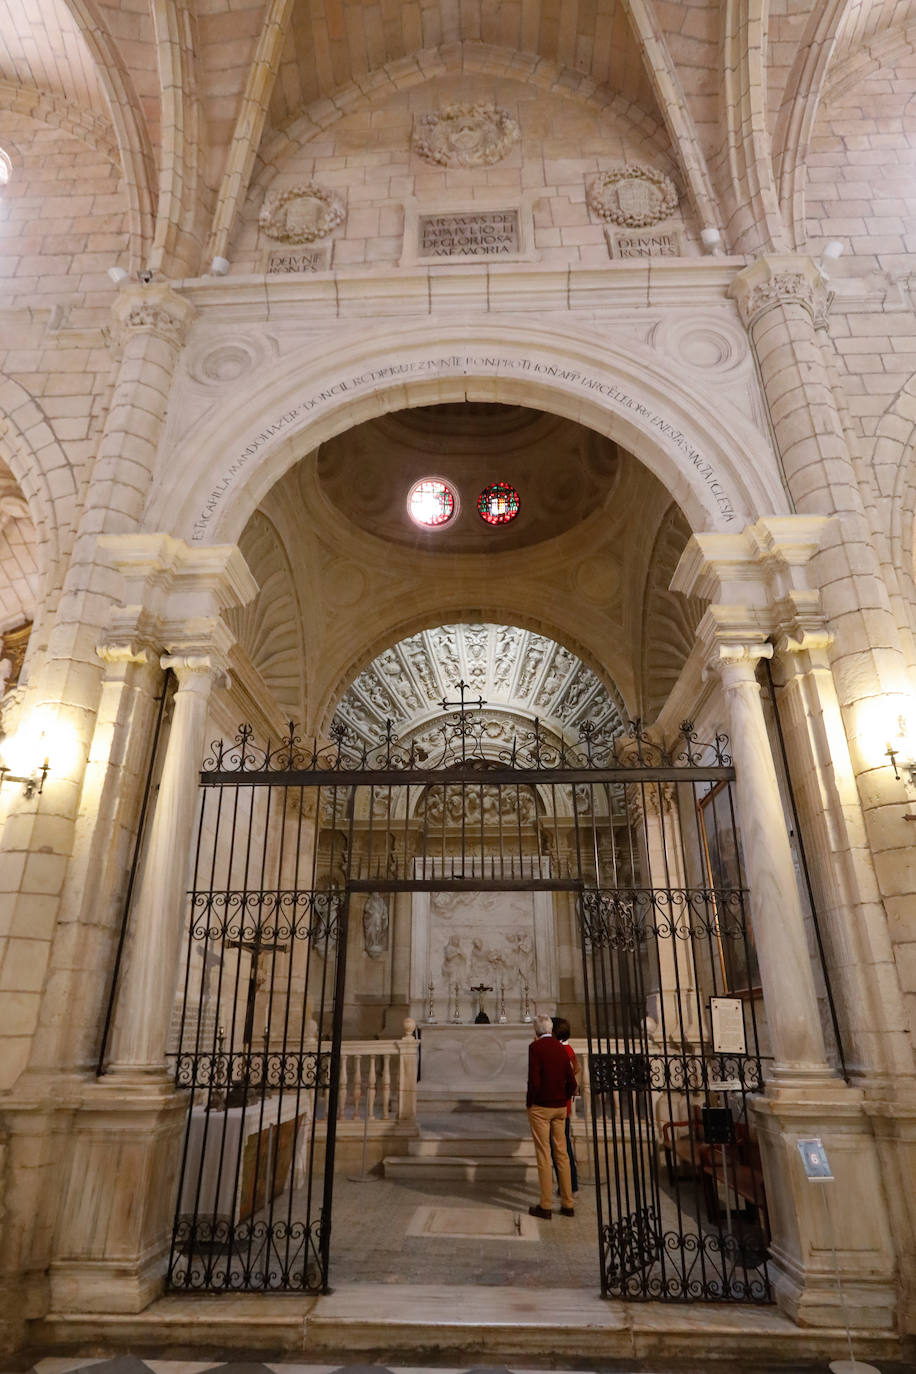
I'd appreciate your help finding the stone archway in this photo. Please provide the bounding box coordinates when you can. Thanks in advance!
[147,316,789,547]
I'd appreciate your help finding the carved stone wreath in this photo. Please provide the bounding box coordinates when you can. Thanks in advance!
[413,103,520,169]
[587,163,678,228]
[259,182,346,243]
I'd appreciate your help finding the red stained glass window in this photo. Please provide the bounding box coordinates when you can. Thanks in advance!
[477,482,520,525]
[408,477,456,527]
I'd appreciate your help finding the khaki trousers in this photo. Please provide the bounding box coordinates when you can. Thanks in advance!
[527,1104,574,1210]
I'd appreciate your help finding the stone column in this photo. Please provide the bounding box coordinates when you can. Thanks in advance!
[623,764,699,1047]
[45,536,256,1315]
[770,627,913,1085]
[675,522,898,1329]
[731,256,916,955]
[0,286,195,1094]
[706,637,830,1077]
[382,889,413,1036]
[770,624,916,1323]
[106,654,226,1074]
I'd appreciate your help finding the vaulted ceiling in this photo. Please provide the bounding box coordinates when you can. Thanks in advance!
[2,0,912,275]
[332,622,628,751]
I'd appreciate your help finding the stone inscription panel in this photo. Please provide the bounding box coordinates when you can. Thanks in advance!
[419,209,519,259]
[606,227,683,259]
[265,246,331,274]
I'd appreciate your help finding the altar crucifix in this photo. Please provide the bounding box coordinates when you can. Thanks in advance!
[227,935,289,1047]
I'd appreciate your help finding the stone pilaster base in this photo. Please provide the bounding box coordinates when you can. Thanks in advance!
[864,1097,916,1335]
[48,1072,187,1314]
[751,1078,897,1330]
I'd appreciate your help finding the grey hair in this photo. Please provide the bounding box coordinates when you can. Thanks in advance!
[535,1014,554,1035]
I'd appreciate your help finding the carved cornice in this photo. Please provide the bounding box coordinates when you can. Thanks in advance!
[730,255,829,330]
[671,518,831,613]
[97,534,257,677]
[111,285,195,350]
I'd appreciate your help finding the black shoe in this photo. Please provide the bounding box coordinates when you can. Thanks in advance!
[529,1205,552,1220]
[560,1206,575,1217]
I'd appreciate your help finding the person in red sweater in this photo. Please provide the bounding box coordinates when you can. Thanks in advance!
[526,1014,577,1219]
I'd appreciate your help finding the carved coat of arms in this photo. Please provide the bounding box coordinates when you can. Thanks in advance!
[259,183,346,243]
[587,163,678,228]
[413,103,520,169]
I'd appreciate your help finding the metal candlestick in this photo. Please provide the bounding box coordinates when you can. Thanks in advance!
[426,980,437,1022]
[521,981,531,1023]
[209,1024,227,1111]
[497,982,508,1023]
[451,981,462,1023]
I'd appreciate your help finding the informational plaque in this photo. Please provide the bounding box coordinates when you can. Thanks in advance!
[606,227,683,259]
[419,209,520,259]
[710,996,747,1055]
[797,1138,833,1181]
[266,246,330,275]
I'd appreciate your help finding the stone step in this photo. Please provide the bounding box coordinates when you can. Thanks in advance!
[382,1154,538,1183]
[408,1134,535,1158]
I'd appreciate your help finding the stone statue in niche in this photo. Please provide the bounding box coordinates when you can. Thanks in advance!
[259,182,346,244]
[586,163,678,228]
[362,892,389,959]
[413,103,520,169]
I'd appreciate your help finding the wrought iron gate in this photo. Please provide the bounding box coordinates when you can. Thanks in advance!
[167,694,770,1302]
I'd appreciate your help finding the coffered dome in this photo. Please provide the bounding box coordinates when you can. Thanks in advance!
[333,622,627,750]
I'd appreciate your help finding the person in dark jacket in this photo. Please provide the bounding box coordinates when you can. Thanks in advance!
[551,1016,579,1196]
[526,1014,577,1219]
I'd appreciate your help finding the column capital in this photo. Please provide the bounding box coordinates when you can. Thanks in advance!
[111,283,195,350]
[772,605,834,665]
[702,632,774,683]
[95,639,153,668]
[730,254,829,329]
[161,646,231,693]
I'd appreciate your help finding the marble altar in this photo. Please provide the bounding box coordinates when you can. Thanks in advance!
[417,1022,540,1109]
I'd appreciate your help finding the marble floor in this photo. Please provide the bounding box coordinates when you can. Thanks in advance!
[170,1108,767,1294]
[2,1349,911,1374]
[329,1173,598,1287]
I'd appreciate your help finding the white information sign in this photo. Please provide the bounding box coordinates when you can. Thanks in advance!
[708,1078,742,1093]
[710,996,747,1055]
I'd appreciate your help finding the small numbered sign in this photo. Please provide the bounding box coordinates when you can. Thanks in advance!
[798,1138,833,1181]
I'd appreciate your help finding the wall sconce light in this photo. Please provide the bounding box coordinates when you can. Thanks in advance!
[885,712,916,820]
[0,758,49,798]
[885,741,916,787]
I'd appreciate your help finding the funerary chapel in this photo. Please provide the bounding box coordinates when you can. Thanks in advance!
[0,0,915,1364]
